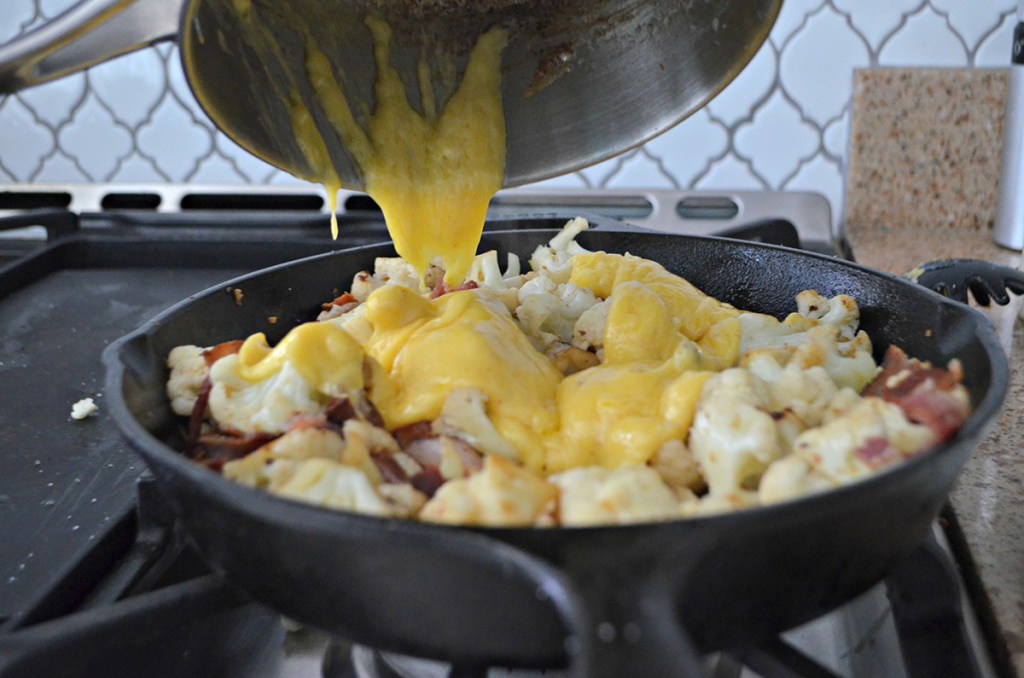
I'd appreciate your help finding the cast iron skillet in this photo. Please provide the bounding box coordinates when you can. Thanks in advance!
[103,214,1008,677]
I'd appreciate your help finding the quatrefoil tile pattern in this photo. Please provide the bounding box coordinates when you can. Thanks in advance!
[0,0,1017,222]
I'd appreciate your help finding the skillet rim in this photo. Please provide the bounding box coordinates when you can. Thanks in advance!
[101,227,1009,539]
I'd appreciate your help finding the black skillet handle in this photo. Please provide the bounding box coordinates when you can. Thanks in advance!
[561,568,706,678]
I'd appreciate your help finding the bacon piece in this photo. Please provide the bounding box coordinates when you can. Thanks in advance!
[202,340,244,367]
[325,396,359,426]
[286,413,332,432]
[360,398,386,429]
[429,279,479,299]
[371,451,409,484]
[321,292,358,311]
[190,431,279,471]
[392,420,483,483]
[853,436,902,470]
[325,394,386,429]
[862,345,970,442]
[317,302,359,321]
[445,437,484,474]
[863,346,962,398]
[393,421,434,448]
[185,377,213,453]
[403,438,444,468]
[410,467,446,497]
[897,387,970,442]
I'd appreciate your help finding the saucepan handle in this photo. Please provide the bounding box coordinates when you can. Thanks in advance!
[0,0,182,93]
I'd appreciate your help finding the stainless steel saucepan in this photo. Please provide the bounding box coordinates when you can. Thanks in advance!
[0,0,781,189]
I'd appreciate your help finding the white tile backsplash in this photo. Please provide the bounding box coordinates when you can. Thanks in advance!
[0,0,1017,225]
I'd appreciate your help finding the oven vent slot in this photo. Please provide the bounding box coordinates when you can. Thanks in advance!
[676,196,740,220]
[179,193,324,211]
[0,191,72,210]
[343,194,382,213]
[101,192,161,210]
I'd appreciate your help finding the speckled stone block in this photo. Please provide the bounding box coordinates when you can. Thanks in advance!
[846,67,1024,678]
[845,69,1008,244]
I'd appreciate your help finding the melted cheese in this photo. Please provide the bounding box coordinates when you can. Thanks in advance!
[231,253,739,476]
[548,363,712,473]
[308,19,508,287]
[224,4,507,285]
[361,285,561,472]
[571,252,741,363]
[237,322,365,397]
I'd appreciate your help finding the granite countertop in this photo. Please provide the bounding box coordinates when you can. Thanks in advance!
[846,68,1024,676]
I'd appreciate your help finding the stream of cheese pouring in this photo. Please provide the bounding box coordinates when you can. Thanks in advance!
[231,2,508,287]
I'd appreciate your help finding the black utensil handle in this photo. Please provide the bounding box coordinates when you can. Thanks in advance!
[905,258,1024,307]
[562,569,706,678]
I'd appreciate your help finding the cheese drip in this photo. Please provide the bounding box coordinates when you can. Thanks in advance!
[223,7,507,284]
[304,19,508,286]
[225,0,344,238]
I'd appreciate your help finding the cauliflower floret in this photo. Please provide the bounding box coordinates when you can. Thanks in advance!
[223,426,347,488]
[324,302,372,344]
[528,217,591,284]
[755,456,835,505]
[745,355,838,430]
[464,250,523,311]
[224,419,403,490]
[378,483,428,516]
[649,439,705,493]
[680,490,760,518]
[166,345,208,416]
[70,397,99,420]
[419,456,557,526]
[349,257,422,302]
[465,249,522,290]
[795,325,877,392]
[796,290,859,340]
[515,277,599,346]
[572,298,610,352]
[265,458,409,517]
[759,396,936,504]
[431,388,520,461]
[551,465,686,526]
[689,368,785,496]
[738,292,878,392]
[466,249,506,290]
[207,355,324,433]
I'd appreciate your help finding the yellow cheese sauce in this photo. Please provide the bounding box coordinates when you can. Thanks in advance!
[360,285,561,472]
[303,19,508,287]
[237,322,365,397]
[233,253,740,475]
[225,5,507,286]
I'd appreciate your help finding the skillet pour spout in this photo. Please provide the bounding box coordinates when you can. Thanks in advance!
[103,216,1008,676]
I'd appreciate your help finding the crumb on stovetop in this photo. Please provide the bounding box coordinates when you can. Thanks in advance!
[71,397,98,420]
